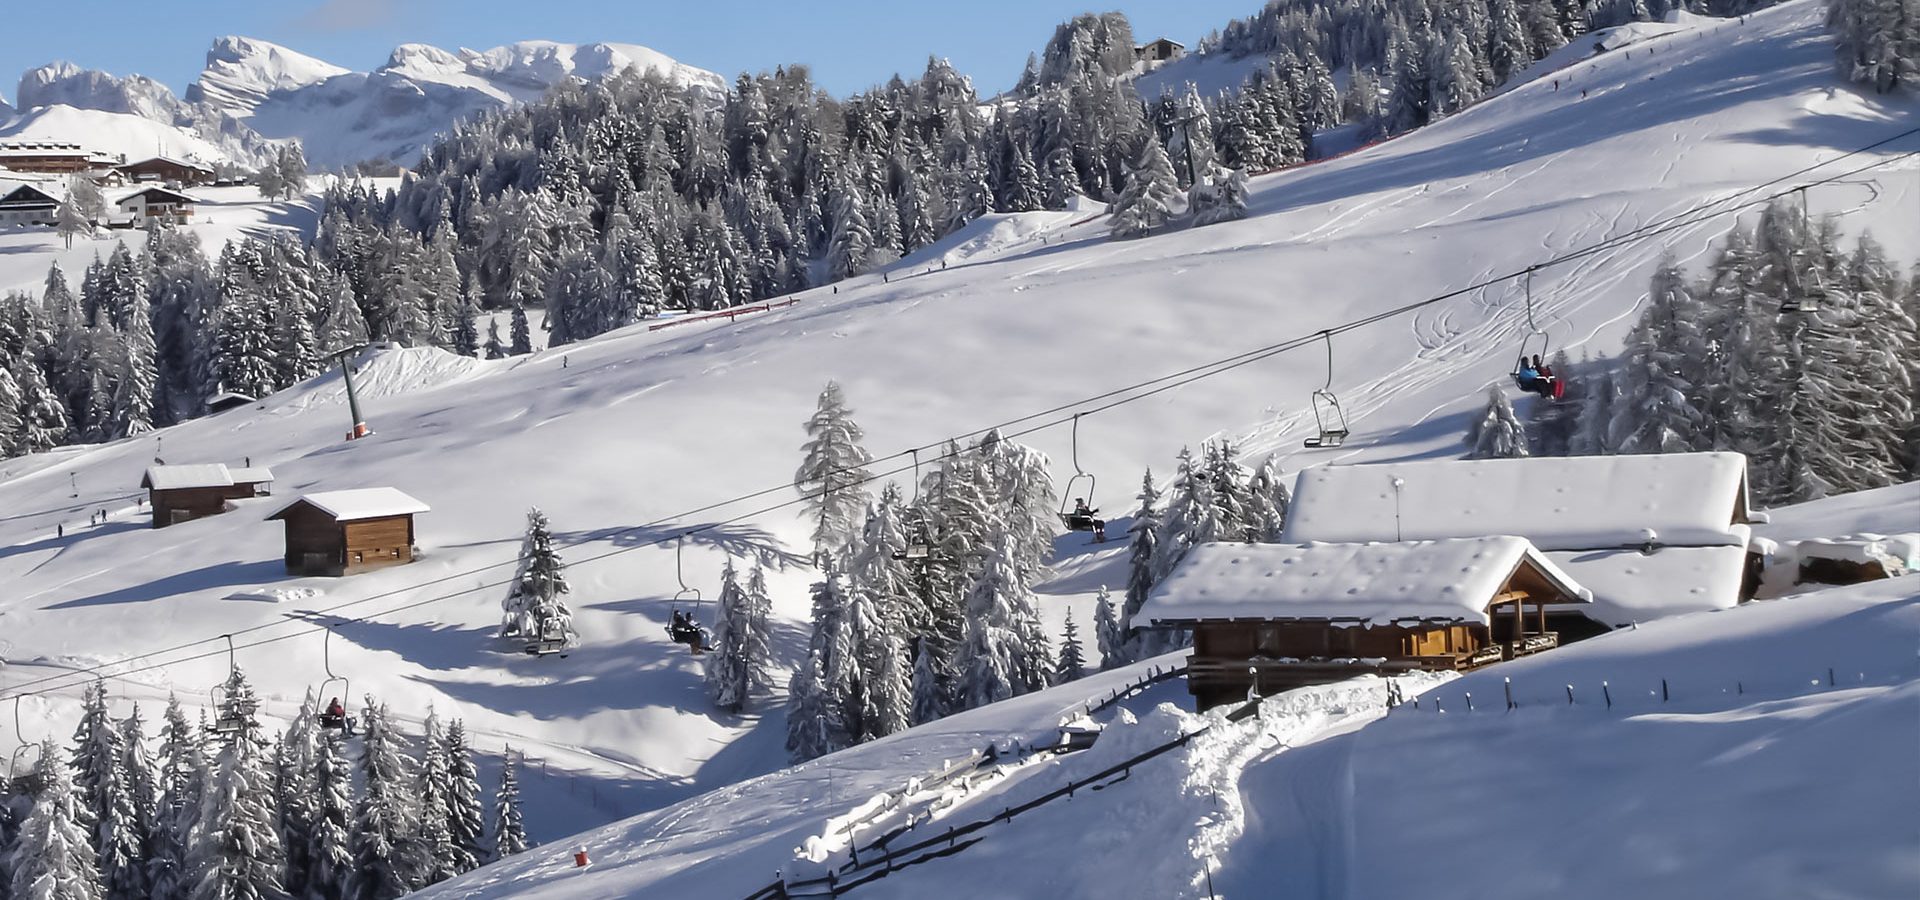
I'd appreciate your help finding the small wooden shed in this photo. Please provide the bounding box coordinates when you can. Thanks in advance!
[1136,538,1590,710]
[141,463,275,528]
[268,488,429,577]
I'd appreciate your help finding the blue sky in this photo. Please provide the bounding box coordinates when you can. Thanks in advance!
[2,0,1257,104]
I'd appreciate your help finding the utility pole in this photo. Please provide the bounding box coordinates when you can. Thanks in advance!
[328,345,371,440]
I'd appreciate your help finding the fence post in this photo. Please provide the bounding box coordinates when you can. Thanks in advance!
[1602,681,1612,709]
[1565,684,1574,706]
[1661,679,1669,703]
[1504,677,1514,711]
[1827,667,1835,687]
[1737,681,1743,695]
[1464,692,1473,712]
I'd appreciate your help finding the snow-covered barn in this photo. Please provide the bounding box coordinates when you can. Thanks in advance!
[1281,453,1758,632]
[1136,538,1590,709]
[140,463,275,528]
[267,488,429,577]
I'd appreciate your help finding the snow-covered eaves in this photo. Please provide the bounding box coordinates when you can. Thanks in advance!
[142,464,237,490]
[1136,538,1590,627]
[1282,453,1753,551]
[1543,545,1748,627]
[268,487,429,522]
[227,466,275,485]
[116,186,197,205]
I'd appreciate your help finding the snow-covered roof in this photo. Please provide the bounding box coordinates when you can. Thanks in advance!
[118,155,213,172]
[141,463,274,490]
[1544,546,1748,627]
[142,464,235,491]
[1282,453,1753,551]
[117,186,197,205]
[1135,538,1590,627]
[0,184,59,207]
[269,488,429,522]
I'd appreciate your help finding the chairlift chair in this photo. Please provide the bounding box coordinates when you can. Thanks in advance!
[7,699,45,794]
[1056,415,1107,539]
[524,614,571,658]
[665,537,712,654]
[315,626,357,735]
[1301,332,1351,449]
[1507,269,1565,401]
[894,506,935,562]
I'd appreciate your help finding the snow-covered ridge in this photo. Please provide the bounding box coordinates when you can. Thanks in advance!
[188,36,351,114]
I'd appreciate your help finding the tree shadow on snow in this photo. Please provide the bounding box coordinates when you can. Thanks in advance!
[555,521,809,571]
[43,558,284,609]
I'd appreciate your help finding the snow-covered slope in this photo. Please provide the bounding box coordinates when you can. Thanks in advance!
[0,0,1915,858]
[179,36,724,168]
[0,104,235,167]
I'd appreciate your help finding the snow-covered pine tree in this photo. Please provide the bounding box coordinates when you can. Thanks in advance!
[786,571,854,762]
[1151,449,1219,581]
[1609,258,1708,455]
[1244,455,1291,542]
[146,696,202,900]
[348,700,418,900]
[9,739,101,900]
[827,179,875,282]
[954,537,1041,709]
[56,196,91,250]
[977,429,1059,584]
[1568,366,1618,456]
[1829,0,1920,94]
[704,560,772,714]
[488,751,529,862]
[1465,386,1530,459]
[441,722,484,877]
[482,318,505,361]
[498,508,576,648]
[1192,168,1251,227]
[1092,586,1126,670]
[189,670,287,900]
[114,705,157,900]
[509,306,532,357]
[1108,136,1180,240]
[410,711,457,888]
[1055,610,1086,682]
[842,529,912,743]
[1203,440,1255,541]
[451,285,479,359]
[305,727,352,900]
[908,640,945,726]
[794,382,875,559]
[71,682,146,900]
[1119,468,1159,647]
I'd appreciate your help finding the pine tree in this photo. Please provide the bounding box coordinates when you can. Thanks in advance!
[499,508,576,648]
[954,537,1046,709]
[450,285,479,358]
[827,180,874,282]
[441,723,484,878]
[1192,168,1251,227]
[190,673,287,900]
[1610,258,1708,454]
[482,318,505,361]
[488,752,529,862]
[1152,449,1218,582]
[1093,586,1126,670]
[509,305,532,357]
[1466,386,1530,459]
[114,706,157,900]
[146,696,202,900]
[795,382,875,558]
[9,739,101,900]
[1120,468,1159,644]
[56,197,91,250]
[410,712,456,888]
[0,366,23,459]
[348,701,416,900]
[304,727,352,900]
[1244,455,1290,542]
[71,682,145,900]
[1569,367,1617,456]
[786,572,853,762]
[705,560,772,714]
[1055,610,1086,682]
[1108,137,1180,240]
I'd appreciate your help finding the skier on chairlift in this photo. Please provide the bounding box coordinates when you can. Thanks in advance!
[1513,355,1564,400]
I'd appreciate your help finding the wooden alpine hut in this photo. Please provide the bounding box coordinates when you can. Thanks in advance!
[267,488,428,576]
[140,463,276,528]
[1136,538,1590,710]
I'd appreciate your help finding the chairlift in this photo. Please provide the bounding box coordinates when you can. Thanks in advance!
[1056,414,1106,540]
[209,635,258,738]
[524,613,572,658]
[1508,269,1564,401]
[665,537,712,653]
[7,697,45,795]
[315,626,356,735]
[1302,331,1351,449]
[893,449,937,562]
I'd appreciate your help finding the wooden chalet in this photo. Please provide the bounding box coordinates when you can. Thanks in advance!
[117,156,215,187]
[1137,538,1590,710]
[0,184,61,227]
[0,141,95,175]
[1282,452,1758,637]
[115,187,198,227]
[141,463,276,528]
[1136,38,1185,63]
[206,390,257,413]
[268,488,429,577]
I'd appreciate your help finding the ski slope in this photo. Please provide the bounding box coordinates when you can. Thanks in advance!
[0,0,1916,851]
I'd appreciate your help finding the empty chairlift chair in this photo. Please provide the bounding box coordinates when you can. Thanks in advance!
[1302,332,1351,449]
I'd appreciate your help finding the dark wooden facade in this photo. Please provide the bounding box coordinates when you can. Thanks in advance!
[270,504,418,577]
[143,469,272,528]
[117,157,214,186]
[1174,562,1580,710]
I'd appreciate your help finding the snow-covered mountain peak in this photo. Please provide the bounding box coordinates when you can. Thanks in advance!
[190,35,351,114]
[384,42,468,79]
[15,60,183,120]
